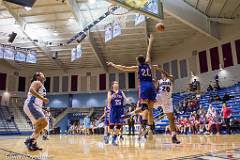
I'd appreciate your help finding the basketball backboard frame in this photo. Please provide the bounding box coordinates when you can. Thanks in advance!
[106,0,164,21]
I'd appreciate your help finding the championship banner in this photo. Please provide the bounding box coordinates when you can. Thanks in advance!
[135,13,145,26]
[105,24,113,43]
[112,20,121,38]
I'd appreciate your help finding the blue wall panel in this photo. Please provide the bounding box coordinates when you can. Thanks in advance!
[72,92,107,107]
[47,91,139,108]
[46,94,69,108]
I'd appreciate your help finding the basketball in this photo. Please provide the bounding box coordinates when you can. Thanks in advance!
[155,23,165,32]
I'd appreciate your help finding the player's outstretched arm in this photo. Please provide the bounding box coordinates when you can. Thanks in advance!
[107,62,138,72]
[145,34,154,64]
[156,66,174,81]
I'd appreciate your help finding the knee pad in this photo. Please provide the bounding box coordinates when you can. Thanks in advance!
[140,103,148,111]
[141,120,148,129]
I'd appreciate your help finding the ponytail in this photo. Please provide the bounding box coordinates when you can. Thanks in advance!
[31,72,41,83]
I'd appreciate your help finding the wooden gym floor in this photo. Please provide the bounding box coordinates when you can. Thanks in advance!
[0,134,240,160]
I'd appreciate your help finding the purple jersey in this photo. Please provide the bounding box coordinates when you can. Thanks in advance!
[138,63,153,82]
[110,90,124,107]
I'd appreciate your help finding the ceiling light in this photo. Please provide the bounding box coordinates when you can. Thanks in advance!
[53,31,59,36]
[88,0,96,4]
[3,91,10,97]
[68,17,75,23]
[24,6,32,11]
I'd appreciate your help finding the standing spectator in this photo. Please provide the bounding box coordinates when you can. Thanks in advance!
[192,79,200,92]
[221,103,232,134]
[83,115,91,135]
[214,75,220,90]
[207,84,214,92]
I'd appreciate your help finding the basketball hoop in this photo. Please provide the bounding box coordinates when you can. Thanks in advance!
[108,5,130,16]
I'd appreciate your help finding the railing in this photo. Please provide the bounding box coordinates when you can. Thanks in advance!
[5,106,20,134]
[0,105,20,135]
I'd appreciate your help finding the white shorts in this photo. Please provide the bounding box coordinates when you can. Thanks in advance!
[155,94,173,113]
[23,100,45,125]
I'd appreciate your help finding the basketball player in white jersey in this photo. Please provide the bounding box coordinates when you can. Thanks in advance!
[23,72,49,151]
[155,68,180,144]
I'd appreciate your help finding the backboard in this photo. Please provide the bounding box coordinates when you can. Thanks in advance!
[107,0,164,21]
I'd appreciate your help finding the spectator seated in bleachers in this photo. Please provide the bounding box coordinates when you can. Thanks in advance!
[68,123,78,135]
[162,82,240,136]
[207,84,214,92]
[6,113,14,123]
[222,93,235,103]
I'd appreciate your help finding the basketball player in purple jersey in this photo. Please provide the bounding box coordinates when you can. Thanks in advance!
[108,81,129,146]
[107,34,156,138]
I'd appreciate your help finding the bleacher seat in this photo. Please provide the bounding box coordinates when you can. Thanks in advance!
[154,82,240,133]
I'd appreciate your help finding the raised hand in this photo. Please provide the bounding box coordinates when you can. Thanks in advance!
[148,33,154,42]
[43,98,49,104]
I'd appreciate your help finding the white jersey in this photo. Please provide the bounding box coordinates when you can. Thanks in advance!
[158,78,173,98]
[155,78,173,113]
[26,82,46,107]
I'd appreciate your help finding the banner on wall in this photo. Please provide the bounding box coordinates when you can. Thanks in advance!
[105,23,113,43]
[26,51,37,64]
[71,44,83,62]
[0,45,4,59]
[3,46,15,60]
[71,48,77,62]
[135,13,145,26]
[112,20,121,38]
[15,49,26,62]
[76,44,82,59]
